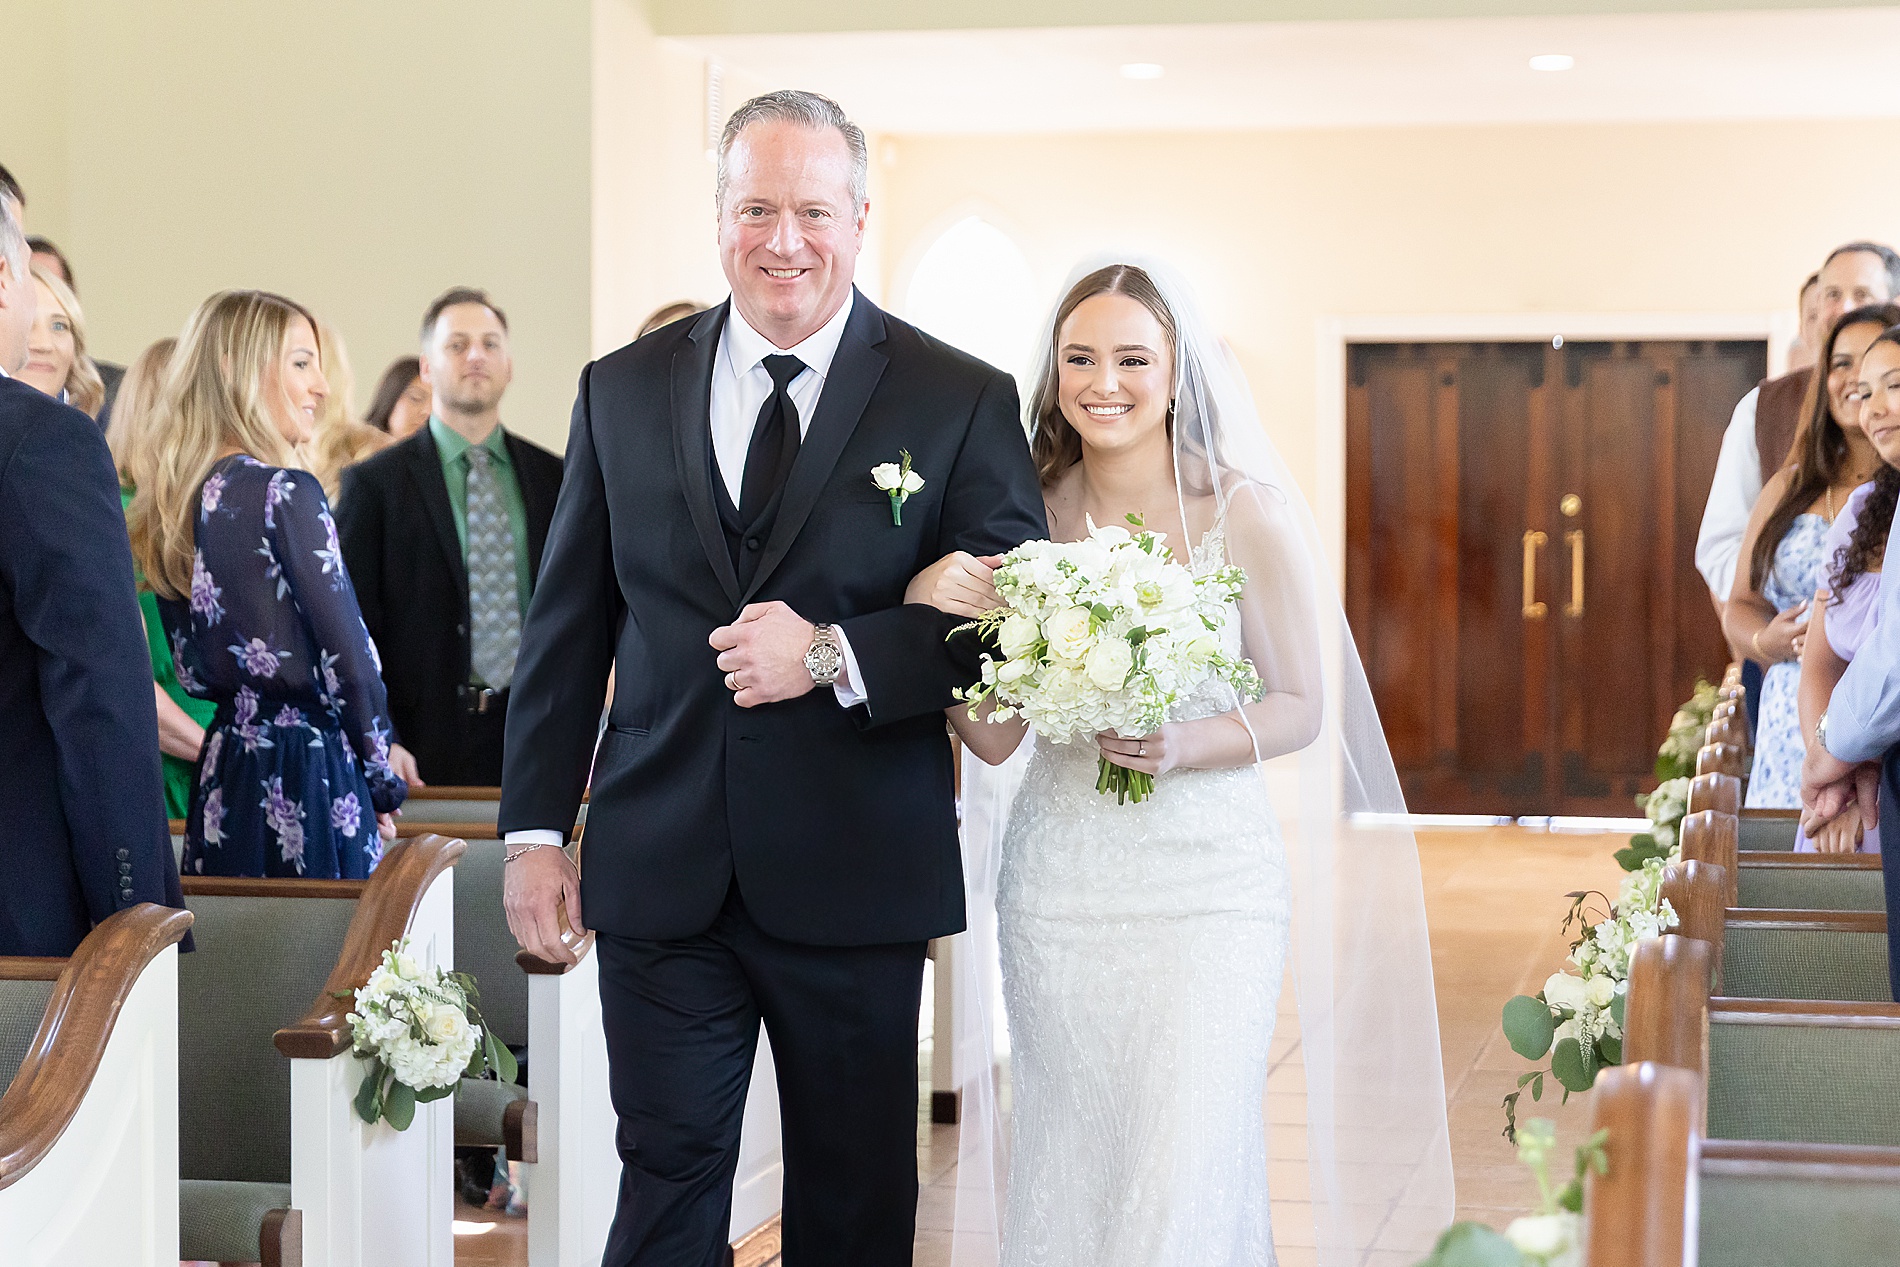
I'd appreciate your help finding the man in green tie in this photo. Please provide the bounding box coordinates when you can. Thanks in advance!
[338,287,564,786]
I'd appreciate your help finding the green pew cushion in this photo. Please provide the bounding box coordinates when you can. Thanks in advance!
[1700,1169,1900,1267]
[454,1075,529,1149]
[451,836,528,1050]
[0,978,54,1091]
[1721,926,1891,1002]
[1739,816,1799,852]
[179,1178,292,1262]
[1709,1022,1900,1146]
[1737,867,1884,912]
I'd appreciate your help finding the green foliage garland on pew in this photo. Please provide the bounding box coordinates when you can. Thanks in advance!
[1412,1119,1606,1267]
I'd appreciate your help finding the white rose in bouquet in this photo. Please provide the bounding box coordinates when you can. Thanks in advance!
[346,937,515,1130]
[1585,973,1617,1009]
[1046,606,1095,662]
[1084,638,1134,691]
[997,612,1041,661]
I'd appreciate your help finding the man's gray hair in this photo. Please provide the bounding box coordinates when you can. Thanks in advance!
[0,194,25,277]
[716,89,868,212]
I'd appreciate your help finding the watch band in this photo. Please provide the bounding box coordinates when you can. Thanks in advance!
[805,622,843,687]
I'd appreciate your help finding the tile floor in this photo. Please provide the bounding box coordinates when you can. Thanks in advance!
[453,825,1626,1266]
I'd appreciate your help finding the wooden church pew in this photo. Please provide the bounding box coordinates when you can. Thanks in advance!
[400,820,785,1265]
[177,833,462,1267]
[0,903,195,1265]
[1584,1060,1900,1267]
[1660,860,1890,1002]
[1677,791,1873,908]
[403,786,589,827]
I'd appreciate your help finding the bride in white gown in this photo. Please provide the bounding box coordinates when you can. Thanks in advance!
[906,261,1453,1267]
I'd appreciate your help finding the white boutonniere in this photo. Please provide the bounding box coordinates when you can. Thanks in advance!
[871,450,925,525]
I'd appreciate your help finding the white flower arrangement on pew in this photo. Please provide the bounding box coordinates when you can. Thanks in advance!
[953,516,1261,805]
[1494,679,1717,1138]
[1414,1119,1604,1267]
[343,937,517,1130]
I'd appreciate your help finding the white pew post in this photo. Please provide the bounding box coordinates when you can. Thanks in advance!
[524,947,619,1267]
[730,1031,784,1243]
[290,859,457,1267]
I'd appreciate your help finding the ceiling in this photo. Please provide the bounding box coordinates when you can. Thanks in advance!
[676,7,1900,133]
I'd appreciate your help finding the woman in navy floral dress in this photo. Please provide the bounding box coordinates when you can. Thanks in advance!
[130,290,405,878]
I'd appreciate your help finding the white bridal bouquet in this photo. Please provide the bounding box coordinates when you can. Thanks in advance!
[344,938,516,1130]
[955,517,1262,804]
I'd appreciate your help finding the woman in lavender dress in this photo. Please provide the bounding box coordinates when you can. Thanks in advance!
[1729,306,1900,808]
[128,291,405,878]
[1799,327,1900,851]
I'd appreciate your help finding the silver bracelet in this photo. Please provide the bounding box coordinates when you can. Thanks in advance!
[504,842,563,865]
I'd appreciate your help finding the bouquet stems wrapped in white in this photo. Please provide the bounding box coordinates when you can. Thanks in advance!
[342,938,516,1130]
[956,517,1261,804]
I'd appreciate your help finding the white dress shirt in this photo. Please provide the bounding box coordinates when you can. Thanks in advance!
[1694,385,1763,602]
[505,297,871,854]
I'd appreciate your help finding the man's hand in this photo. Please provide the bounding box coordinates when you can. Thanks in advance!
[503,847,587,966]
[711,601,818,708]
[1801,738,1858,832]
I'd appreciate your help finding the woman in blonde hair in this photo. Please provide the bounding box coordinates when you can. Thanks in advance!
[305,315,392,503]
[108,337,218,817]
[129,290,406,878]
[19,261,105,418]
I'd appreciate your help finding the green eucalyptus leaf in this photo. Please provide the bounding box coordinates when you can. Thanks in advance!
[353,1072,381,1125]
[415,1082,455,1104]
[384,1080,416,1131]
[491,1035,519,1085]
[1597,1034,1622,1066]
[1415,1221,1526,1267]
[1502,995,1557,1060]
[1551,1037,1597,1094]
[1610,992,1627,1030]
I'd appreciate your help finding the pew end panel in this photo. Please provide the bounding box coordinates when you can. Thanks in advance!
[0,904,194,1267]
[1660,862,1727,982]
[1696,743,1749,782]
[1583,1061,1699,1267]
[1687,773,1742,818]
[1623,935,1710,1079]
[1678,813,1738,907]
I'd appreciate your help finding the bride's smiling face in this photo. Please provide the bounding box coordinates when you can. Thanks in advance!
[1057,293,1174,458]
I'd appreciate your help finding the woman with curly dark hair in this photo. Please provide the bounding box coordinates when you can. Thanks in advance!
[1798,324,1900,851]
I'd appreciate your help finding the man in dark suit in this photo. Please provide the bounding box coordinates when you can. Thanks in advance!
[0,191,184,956]
[499,91,1046,1265]
[338,288,562,787]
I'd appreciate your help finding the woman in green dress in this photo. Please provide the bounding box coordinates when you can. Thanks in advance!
[108,337,215,816]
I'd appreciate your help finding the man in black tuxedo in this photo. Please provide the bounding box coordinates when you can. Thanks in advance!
[0,190,184,956]
[499,90,1045,1264]
[338,288,562,786]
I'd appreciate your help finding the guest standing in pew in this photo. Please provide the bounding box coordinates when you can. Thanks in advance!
[1727,304,1900,807]
[1698,244,1900,735]
[1798,324,1900,852]
[363,354,430,440]
[107,337,218,818]
[0,191,186,955]
[337,288,562,787]
[17,261,105,420]
[27,235,125,420]
[128,290,406,878]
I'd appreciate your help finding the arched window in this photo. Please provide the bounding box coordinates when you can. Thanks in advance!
[902,215,1039,386]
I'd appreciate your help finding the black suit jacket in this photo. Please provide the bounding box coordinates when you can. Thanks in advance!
[499,294,1047,946]
[336,425,561,784]
[0,375,185,955]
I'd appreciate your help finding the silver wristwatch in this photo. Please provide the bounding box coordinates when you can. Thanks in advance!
[1816,709,1830,754]
[805,623,843,687]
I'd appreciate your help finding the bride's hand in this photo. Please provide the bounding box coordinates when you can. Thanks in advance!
[1096,724,1187,777]
[906,551,1004,617]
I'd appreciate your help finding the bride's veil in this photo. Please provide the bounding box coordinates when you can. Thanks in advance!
[945,256,1454,1265]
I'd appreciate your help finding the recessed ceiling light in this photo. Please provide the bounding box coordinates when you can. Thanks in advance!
[1529,54,1575,72]
[1120,63,1165,80]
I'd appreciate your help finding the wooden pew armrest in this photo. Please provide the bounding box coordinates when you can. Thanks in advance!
[274,834,467,1059]
[0,903,195,1190]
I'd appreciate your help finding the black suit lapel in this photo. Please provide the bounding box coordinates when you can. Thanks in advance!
[405,429,468,603]
[672,305,743,607]
[742,294,889,605]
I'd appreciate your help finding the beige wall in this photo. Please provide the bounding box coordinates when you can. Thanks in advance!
[874,119,1900,532]
[8,0,592,451]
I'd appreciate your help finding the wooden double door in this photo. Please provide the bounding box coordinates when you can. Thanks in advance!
[1346,339,1763,817]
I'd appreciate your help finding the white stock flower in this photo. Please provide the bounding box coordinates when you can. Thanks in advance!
[1046,607,1095,662]
[996,658,1030,685]
[1084,638,1134,690]
[1506,1212,1582,1263]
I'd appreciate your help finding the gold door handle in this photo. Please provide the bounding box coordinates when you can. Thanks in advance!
[1522,530,1548,619]
[1565,529,1585,618]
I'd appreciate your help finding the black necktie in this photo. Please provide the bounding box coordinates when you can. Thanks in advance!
[740,354,806,525]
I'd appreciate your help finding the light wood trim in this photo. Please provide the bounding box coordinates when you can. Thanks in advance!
[1710,998,1900,1027]
[1679,812,1739,906]
[1738,852,1883,871]
[182,877,367,900]
[261,1206,302,1267]
[1697,743,1749,779]
[0,958,69,982]
[0,904,195,1191]
[1688,773,1742,817]
[503,1098,537,1165]
[1624,934,1710,1075]
[1701,1137,1900,1177]
[1661,861,1727,973]
[405,785,501,801]
[1722,908,1886,934]
[273,834,467,1059]
[168,818,185,836]
[732,1213,782,1267]
[1741,808,1801,821]
[1583,1062,1699,1267]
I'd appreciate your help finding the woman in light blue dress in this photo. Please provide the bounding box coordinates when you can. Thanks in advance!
[1727,304,1900,806]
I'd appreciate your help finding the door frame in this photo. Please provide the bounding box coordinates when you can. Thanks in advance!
[1314,311,1793,587]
